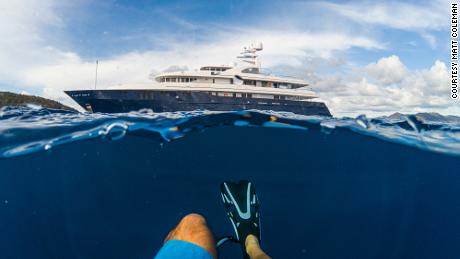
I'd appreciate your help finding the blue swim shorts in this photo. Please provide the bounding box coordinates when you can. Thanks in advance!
[154,240,213,259]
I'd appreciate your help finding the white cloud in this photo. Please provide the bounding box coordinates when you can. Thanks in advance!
[324,0,448,48]
[312,57,457,117]
[420,32,437,49]
[324,0,448,31]
[0,0,63,77]
[364,55,408,85]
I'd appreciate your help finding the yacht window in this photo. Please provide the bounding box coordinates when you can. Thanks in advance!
[286,96,301,101]
[279,84,288,89]
[261,81,268,87]
[253,94,274,99]
[171,78,176,82]
[243,80,256,86]
[217,92,232,97]
[166,78,171,82]
[161,77,165,82]
[292,84,302,89]
[242,68,259,74]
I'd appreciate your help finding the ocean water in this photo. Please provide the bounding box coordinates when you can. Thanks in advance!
[0,106,459,259]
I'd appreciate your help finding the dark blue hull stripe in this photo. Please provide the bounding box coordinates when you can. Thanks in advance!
[65,90,332,116]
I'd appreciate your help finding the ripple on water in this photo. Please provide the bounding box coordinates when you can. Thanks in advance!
[0,106,459,158]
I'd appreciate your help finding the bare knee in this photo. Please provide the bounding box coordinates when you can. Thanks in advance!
[165,213,217,258]
[180,213,207,227]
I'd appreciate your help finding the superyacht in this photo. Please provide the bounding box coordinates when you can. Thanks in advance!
[65,43,331,116]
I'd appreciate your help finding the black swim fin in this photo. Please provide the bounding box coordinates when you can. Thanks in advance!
[220,180,261,258]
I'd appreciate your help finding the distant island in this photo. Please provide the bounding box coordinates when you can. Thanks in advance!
[388,112,460,123]
[0,92,76,111]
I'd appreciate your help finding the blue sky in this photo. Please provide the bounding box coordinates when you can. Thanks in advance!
[54,0,448,67]
[0,0,455,116]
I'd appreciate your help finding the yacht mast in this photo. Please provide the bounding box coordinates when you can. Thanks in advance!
[237,42,263,68]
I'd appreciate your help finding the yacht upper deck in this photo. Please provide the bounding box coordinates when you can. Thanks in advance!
[107,43,320,100]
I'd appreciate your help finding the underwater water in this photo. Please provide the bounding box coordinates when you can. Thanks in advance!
[0,106,459,259]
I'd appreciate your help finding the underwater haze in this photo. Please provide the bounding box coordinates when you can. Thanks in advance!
[0,107,459,259]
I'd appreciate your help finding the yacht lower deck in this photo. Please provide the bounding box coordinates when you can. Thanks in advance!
[65,89,331,116]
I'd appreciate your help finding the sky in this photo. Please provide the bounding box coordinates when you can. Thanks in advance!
[0,0,455,117]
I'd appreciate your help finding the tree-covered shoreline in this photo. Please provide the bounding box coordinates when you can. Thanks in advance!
[0,92,75,111]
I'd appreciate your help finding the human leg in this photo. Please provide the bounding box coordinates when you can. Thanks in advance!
[155,213,217,259]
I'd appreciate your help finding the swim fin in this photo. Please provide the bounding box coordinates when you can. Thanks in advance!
[220,180,261,258]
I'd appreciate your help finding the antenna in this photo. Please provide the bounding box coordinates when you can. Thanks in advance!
[94,60,99,90]
[237,42,263,68]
